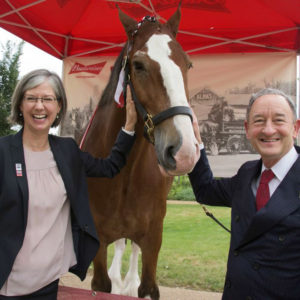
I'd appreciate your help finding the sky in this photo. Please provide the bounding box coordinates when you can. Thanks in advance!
[0,27,62,78]
[0,28,62,134]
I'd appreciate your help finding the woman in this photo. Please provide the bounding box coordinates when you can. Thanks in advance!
[0,69,137,299]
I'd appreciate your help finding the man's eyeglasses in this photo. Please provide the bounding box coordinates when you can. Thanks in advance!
[23,95,58,104]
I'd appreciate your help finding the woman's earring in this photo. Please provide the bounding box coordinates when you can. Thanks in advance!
[56,114,59,119]
[19,112,23,117]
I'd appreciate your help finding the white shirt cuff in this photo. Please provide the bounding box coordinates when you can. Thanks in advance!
[122,127,135,136]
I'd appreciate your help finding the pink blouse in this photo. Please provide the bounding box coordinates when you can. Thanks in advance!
[0,147,77,296]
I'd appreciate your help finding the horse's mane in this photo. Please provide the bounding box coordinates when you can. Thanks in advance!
[98,44,127,107]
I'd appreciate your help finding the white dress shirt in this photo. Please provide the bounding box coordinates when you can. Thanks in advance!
[252,146,298,197]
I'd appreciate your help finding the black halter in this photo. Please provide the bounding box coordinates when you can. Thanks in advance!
[122,17,193,144]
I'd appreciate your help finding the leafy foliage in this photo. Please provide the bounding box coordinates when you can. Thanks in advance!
[167,175,195,201]
[0,40,24,136]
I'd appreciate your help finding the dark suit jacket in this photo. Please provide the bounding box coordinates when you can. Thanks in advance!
[189,146,300,300]
[0,129,135,289]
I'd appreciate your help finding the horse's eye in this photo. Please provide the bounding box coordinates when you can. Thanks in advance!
[133,61,146,72]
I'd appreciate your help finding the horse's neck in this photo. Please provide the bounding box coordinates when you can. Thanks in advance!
[85,102,153,158]
[84,102,125,156]
[106,102,125,129]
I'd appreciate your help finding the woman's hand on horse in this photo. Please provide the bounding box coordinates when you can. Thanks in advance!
[124,87,137,132]
[191,108,202,144]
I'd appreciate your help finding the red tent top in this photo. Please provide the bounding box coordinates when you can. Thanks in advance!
[0,0,299,59]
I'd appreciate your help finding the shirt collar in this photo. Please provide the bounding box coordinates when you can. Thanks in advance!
[262,146,298,181]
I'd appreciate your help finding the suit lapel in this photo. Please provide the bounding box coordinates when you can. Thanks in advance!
[10,129,29,227]
[237,165,258,221]
[233,161,260,245]
[239,155,300,248]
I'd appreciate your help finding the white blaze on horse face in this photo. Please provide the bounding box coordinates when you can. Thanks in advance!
[146,34,200,174]
[146,34,187,107]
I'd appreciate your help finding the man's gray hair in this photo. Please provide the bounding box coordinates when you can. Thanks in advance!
[246,88,297,121]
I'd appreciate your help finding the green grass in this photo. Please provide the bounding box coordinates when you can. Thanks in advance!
[105,203,230,292]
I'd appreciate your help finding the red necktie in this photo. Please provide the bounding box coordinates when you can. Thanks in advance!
[256,169,275,211]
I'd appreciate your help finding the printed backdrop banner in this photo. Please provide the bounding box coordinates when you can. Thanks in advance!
[61,52,297,177]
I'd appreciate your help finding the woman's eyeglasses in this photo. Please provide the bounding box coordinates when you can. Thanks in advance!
[23,95,58,104]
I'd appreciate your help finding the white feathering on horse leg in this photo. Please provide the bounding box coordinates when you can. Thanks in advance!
[108,238,126,294]
[123,241,141,297]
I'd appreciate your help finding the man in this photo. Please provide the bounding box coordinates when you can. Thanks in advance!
[189,88,300,300]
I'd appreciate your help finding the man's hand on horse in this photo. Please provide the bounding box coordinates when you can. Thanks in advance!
[191,108,202,144]
[124,86,137,132]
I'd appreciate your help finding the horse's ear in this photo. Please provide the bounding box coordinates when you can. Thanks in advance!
[166,2,181,38]
[118,8,138,39]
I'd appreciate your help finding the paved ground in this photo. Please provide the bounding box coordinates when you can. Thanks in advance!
[207,153,259,177]
[59,273,222,300]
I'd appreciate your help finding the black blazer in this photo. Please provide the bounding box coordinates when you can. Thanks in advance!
[0,129,135,289]
[189,146,300,300]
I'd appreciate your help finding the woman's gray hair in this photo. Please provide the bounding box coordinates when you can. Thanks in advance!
[246,88,297,122]
[9,69,67,127]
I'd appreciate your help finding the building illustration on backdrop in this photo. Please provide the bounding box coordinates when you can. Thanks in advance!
[61,97,95,142]
[189,80,296,155]
[190,87,251,155]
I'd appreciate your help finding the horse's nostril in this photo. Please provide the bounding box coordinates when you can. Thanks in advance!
[154,129,182,171]
[167,145,175,158]
[164,145,176,169]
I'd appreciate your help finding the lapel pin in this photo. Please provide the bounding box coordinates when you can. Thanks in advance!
[15,163,23,177]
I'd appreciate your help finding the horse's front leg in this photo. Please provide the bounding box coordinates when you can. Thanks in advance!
[108,238,126,294]
[138,221,163,300]
[123,241,141,297]
[91,242,111,293]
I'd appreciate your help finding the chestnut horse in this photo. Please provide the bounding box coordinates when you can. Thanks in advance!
[80,6,200,300]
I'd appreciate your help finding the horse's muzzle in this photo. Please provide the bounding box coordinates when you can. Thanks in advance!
[155,124,200,176]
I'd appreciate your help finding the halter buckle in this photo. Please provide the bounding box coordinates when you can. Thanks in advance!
[145,114,155,144]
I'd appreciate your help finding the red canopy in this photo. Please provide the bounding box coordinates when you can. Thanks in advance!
[0,0,299,59]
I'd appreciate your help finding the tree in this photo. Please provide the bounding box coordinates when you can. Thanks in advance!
[0,40,24,136]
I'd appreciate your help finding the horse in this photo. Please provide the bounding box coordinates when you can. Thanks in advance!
[80,5,200,300]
